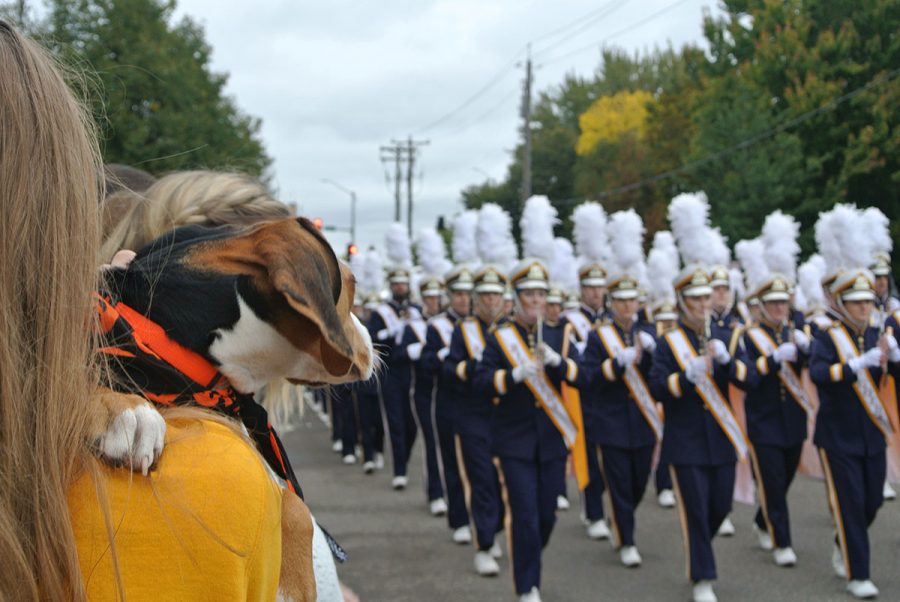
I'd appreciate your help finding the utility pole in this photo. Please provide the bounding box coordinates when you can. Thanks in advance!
[381,137,428,235]
[380,142,404,222]
[519,44,533,204]
[403,135,429,237]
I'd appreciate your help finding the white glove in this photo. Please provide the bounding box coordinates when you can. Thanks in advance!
[472,350,483,362]
[848,348,883,373]
[792,329,810,353]
[638,331,657,353]
[512,360,540,383]
[616,347,638,367]
[393,324,406,345]
[437,347,450,361]
[539,343,562,367]
[772,342,798,364]
[710,339,731,365]
[406,342,423,361]
[886,336,900,363]
[685,356,709,384]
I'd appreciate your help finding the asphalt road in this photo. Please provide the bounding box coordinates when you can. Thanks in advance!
[282,413,900,602]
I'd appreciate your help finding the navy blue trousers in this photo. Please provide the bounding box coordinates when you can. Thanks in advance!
[435,399,469,529]
[598,444,653,547]
[497,455,566,595]
[671,463,735,582]
[582,441,606,521]
[819,447,885,581]
[750,443,802,548]
[357,391,383,462]
[381,375,417,476]
[655,441,673,491]
[339,391,358,457]
[457,428,503,551]
[412,386,444,501]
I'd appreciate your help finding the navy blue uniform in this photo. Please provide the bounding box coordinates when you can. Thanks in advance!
[398,318,443,502]
[566,305,608,523]
[367,301,419,478]
[579,319,656,548]
[333,383,357,457]
[736,322,809,548]
[475,319,580,595]
[421,309,470,530]
[810,321,898,581]
[355,374,383,463]
[649,321,743,583]
[446,316,504,551]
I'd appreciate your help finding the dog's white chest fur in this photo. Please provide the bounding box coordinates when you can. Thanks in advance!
[209,295,319,394]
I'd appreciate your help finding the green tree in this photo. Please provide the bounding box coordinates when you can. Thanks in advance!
[8,0,271,177]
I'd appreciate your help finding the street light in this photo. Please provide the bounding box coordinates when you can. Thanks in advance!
[320,178,357,245]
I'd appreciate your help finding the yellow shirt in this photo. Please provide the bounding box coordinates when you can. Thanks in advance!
[69,420,282,601]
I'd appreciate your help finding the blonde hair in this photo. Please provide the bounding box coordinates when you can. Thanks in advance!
[100,170,290,260]
[0,21,102,599]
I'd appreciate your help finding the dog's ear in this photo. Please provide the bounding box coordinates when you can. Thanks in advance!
[258,219,355,377]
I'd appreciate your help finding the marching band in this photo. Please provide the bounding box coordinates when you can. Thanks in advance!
[330,194,899,602]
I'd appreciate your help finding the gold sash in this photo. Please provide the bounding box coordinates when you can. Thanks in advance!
[460,319,486,359]
[745,327,815,417]
[429,315,454,347]
[828,324,892,438]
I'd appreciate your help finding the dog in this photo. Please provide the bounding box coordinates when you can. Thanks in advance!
[91,217,375,601]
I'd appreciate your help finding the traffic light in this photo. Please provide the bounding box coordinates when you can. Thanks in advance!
[347,243,358,257]
[312,217,324,230]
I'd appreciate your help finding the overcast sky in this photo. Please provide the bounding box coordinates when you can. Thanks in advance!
[173,0,722,254]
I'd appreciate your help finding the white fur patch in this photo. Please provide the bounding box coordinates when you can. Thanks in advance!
[351,312,375,380]
[100,402,166,475]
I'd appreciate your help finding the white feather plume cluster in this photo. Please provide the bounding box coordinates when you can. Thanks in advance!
[814,208,842,276]
[550,238,579,293]
[860,206,892,261]
[646,230,678,305]
[520,195,559,264]
[797,254,827,312]
[477,203,518,269]
[606,210,646,282]
[735,238,769,295]
[357,249,384,297]
[668,191,712,267]
[572,202,610,266]
[415,227,452,278]
[452,210,479,266]
[729,267,746,300]
[385,222,412,269]
[830,204,874,271]
[761,210,801,282]
[708,227,731,267]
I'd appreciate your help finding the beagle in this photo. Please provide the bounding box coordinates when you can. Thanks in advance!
[91,217,374,602]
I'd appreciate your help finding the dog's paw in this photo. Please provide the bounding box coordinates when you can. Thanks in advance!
[98,402,166,475]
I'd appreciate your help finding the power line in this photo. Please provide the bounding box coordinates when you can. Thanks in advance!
[444,87,519,137]
[531,1,628,59]
[555,67,900,202]
[529,0,619,50]
[540,0,694,67]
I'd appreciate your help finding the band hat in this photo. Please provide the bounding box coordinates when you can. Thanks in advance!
[871,251,891,277]
[758,274,792,303]
[546,285,563,305]
[511,258,550,291]
[709,265,730,288]
[503,288,515,300]
[563,292,580,310]
[579,263,608,286]
[473,264,508,294]
[387,267,411,284]
[652,299,679,322]
[674,264,713,297]
[363,293,381,310]
[419,275,444,297]
[830,268,876,302]
[445,265,475,291]
[607,275,641,300]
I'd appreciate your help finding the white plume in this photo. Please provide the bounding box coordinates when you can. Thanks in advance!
[815,208,842,276]
[358,249,384,296]
[708,227,731,267]
[646,231,678,304]
[606,210,646,282]
[550,238,579,293]
[831,204,872,270]
[520,195,559,263]
[415,227,452,278]
[477,203,518,268]
[385,222,412,269]
[735,238,769,296]
[668,191,711,267]
[572,202,610,266]
[349,249,366,281]
[860,206,892,260]
[729,267,746,300]
[798,254,827,312]
[452,210,479,266]
[761,210,801,281]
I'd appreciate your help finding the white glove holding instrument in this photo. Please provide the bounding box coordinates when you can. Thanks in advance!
[709,339,731,365]
[616,347,639,367]
[847,348,883,373]
[406,342,423,361]
[638,331,657,353]
[685,356,709,384]
[437,347,450,361]
[792,329,810,353]
[512,360,540,383]
[539,343,562,367]
[886,335,900,363]
[772,342,798,364]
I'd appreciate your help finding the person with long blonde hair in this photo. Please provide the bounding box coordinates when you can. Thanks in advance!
[0,21,291,601]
